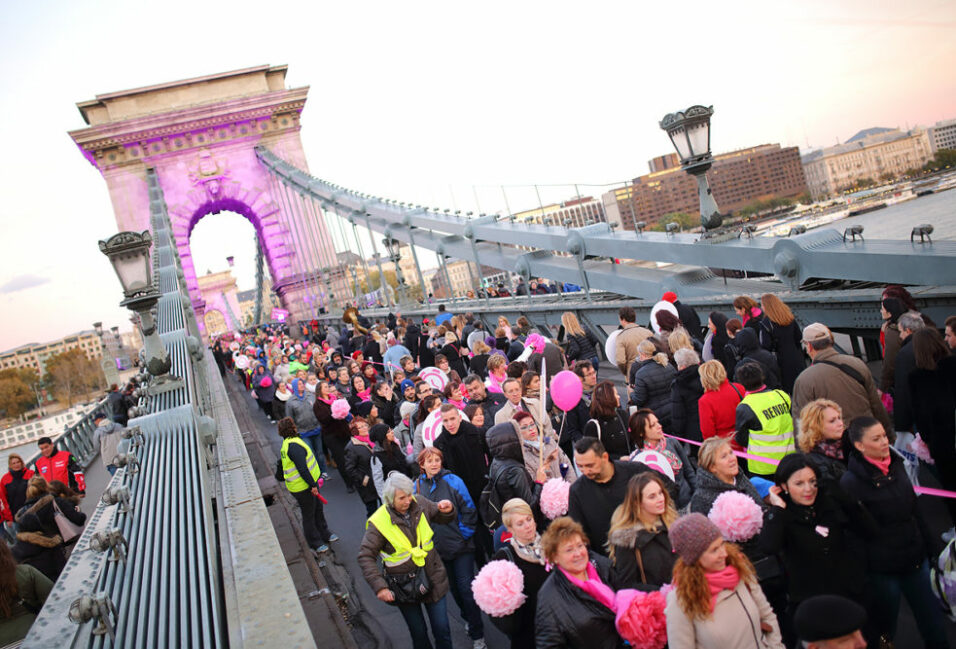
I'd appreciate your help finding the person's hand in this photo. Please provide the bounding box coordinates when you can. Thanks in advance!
[376,588,395,603]
[437,499,453,513]
[362,475,370,487]
[535,466,548,483]
[311,486,320,497]
[767,485,787,509]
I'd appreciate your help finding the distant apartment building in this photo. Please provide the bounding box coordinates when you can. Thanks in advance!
[603,144,807,229]
[801,128,933,200]
[429,260,479,298]
[514,196,610,229]
[0,331,102,376]
[928,118,956,153]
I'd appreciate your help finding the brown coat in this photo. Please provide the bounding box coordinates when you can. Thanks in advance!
[357,496,456,604]
[614,323,653,376]
[792,347,892,434]
[494,397,555,437]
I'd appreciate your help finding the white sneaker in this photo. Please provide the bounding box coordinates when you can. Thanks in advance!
[472,640,487,649]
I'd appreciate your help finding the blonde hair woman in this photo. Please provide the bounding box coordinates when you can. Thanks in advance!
[797,398,848,485]
[667,327,695,356]
[491,499,548,648]
[561,311,601,374]
[607,473,678,589]
[696,360,744,447]
[666,513,783,648]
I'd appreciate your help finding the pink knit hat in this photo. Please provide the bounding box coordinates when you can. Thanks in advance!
[669,513,722,564]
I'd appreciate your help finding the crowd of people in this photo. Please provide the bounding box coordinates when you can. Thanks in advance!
[212,286,956,649]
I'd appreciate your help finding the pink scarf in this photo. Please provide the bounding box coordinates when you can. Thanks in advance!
[447,398,466,410]
[644,438,682,473]
[705,565,740,611]
[357,388,371,402]
[316,396,334,405]
[486,372,506,394]
[559,562,616,612]
[352,435,372,446]
[864,454,891,476]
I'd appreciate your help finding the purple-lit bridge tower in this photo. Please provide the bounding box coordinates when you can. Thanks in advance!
[69,65,335,336]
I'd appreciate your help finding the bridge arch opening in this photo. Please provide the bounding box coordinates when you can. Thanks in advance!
[184,198,280,335]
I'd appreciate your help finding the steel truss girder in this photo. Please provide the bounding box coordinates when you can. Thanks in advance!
[257,147,956,292]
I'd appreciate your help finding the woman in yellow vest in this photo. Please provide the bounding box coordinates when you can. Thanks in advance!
[733,362,795,477]
[277,418,337,553]
[357,473,457,649]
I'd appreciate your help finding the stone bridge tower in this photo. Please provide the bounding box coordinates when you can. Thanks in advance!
[69,65,335,332]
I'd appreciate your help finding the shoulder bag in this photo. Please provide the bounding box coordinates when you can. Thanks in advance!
[52,500,83,544]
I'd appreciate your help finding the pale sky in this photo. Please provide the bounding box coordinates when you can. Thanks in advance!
[1,0,954,351]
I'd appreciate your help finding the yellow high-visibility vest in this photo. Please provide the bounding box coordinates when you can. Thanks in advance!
[280,437,321,493]
[740,389,795,475]
[366,503,434,567]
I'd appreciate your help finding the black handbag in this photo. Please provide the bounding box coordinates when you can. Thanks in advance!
[384,565,431,604]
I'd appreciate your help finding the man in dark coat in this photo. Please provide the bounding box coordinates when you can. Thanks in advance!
[433,405,489,506]
[403,320,421,362]
[563,362,597,456]
[484,421,545,528]
[891,312,923,433]
[463,375,506,423]
[662,291,703,341]
[568,438,677,554]
[733,328,781,390]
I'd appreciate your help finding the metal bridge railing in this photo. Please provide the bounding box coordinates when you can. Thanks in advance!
[21,169,315,648]
[256,146,956,300]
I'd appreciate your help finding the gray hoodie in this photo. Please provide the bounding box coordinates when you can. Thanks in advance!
[93,420,124,468]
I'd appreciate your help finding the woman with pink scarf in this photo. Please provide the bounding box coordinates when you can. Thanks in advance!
[534,517,625,649]
[627,409,696,508]
[665,513,783,648]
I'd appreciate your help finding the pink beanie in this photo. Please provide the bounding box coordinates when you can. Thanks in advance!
[669,513,722,564]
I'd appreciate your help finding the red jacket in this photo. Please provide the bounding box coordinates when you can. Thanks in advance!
[0,469,34,522]
[34,450,84,493]
[698,381,745,450]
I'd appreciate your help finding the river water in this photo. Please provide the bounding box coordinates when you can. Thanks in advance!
[801,188,956,240]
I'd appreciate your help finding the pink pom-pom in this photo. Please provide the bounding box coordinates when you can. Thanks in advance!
[615,589,668,649]
[539,478,570,520]
[910,434,935,465]
[708,491,764,542]
[525,333,546,355]
[331,398,350,420]
[471,560,526,617]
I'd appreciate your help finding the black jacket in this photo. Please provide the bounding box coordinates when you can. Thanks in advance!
[892,336,917,431]
[839,451,933,573]
[670,364,704,442]
[584,409,633,459]
[761,319,805,394]
[758,488,876,604]
[403,323,421,361]
[414,469,477,560]
[13,494,86,581]
[608,524,675,590]
[433,421,489,506]
[440,343,468,379]
[491,544,549,648]
[485,422,543,527]
[535,552,625,649]
[568,461,677,554]
[628,359,676,429]
[469,353,489,380]
[673,301,703,341]
[565,331,600,363]
[418,332,435,368]
[563,392,593,451]
[733,328,782,390]
[908,354,956,467]
[468,392,506,425]
[370,392,399,428]
[344,438,377,503]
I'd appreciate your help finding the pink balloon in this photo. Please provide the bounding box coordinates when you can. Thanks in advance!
[549,370,583,411]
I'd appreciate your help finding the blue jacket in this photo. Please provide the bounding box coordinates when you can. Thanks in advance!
[414,469,477,559]
[383,344,412,374]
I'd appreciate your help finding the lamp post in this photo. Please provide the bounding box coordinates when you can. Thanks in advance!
[98,231,183,395]
[383,236,411,306]
[659,105,722,231]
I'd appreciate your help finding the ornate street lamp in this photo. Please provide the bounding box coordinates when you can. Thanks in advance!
[93,321,120,387]
[98,231,182,395]
[659,105,722,230]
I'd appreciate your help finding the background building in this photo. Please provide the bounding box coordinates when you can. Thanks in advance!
[0,331,102,375]
[513,195,610,228]
[603,143,807,229]
[928,118,956,153]
[801,127,933,199]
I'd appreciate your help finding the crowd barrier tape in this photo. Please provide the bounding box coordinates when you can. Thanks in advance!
[664,432,956,500]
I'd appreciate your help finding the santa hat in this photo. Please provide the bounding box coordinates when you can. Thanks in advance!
[661,291,678,303]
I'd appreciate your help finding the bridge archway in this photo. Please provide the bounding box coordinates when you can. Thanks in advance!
[203,309,228,337]
[69,65,335,329]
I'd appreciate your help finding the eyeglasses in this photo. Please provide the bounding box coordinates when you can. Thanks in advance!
[518,422,536,431]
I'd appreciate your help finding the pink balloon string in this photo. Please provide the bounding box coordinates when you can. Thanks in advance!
[663,433,956,500]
